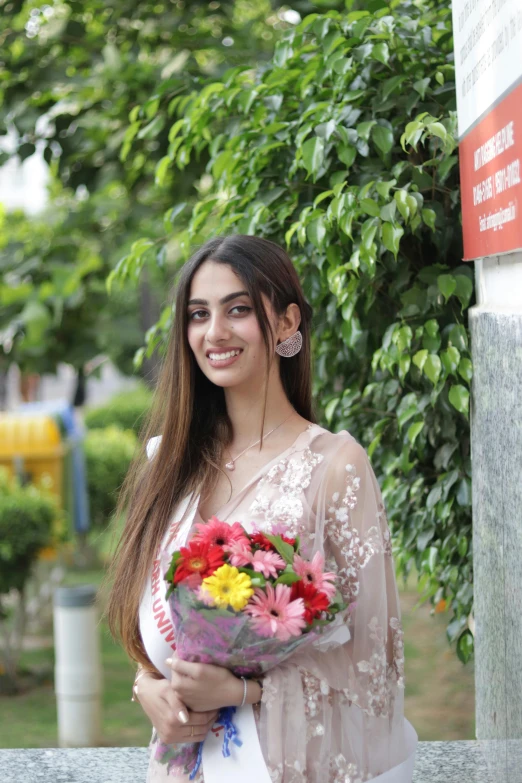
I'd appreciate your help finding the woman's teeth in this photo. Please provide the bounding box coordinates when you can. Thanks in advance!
[208,350,242,360]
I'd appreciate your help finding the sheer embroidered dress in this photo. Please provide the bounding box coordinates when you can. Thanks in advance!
[139,424,417,782]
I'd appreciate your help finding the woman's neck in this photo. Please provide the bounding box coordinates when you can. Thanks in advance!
[223,365,297,449]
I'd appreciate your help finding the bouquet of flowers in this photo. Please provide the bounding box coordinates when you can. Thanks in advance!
[154,516,347,779]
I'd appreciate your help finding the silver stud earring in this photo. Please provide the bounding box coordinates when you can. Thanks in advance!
[275,330,303,357]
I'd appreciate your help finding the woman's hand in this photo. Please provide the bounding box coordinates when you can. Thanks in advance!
[136,673,218,745]
[166,655,262,712]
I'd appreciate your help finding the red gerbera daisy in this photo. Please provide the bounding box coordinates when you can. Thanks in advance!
[290,580,330,624]
[281,535,297,547]
[173,540,225,584]
[251,532,275,551]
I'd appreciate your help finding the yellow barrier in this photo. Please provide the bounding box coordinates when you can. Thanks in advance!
[0,413,66,502]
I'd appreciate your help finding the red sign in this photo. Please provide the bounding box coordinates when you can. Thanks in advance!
[459,80,522,260]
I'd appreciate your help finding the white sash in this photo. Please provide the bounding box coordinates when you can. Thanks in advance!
[202,704,272,783]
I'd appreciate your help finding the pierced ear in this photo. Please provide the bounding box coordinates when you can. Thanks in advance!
[282,303,301,336]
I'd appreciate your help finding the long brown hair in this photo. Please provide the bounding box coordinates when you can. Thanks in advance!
[102,235,315,671]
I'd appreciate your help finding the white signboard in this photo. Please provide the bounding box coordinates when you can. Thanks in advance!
[452,0,522,137]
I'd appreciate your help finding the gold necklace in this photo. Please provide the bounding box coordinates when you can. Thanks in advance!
[225,412,295,471]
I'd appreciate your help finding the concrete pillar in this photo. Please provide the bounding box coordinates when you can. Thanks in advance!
[53,584,102,747]
[470,251,522,781]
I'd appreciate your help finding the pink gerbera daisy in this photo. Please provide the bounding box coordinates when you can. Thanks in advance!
[246,584,306,641]
[250,549,286,579]
[194,516,248,549]
[226,539,253,568]
[293,551,337,600]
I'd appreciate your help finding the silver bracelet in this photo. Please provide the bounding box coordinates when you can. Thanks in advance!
[239,676,247,708]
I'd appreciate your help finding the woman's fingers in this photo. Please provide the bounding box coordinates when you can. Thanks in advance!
[189,709,218,725]
[166,656,201,679]
[184,713,218,741]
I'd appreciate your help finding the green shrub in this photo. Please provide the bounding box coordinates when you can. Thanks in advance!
[84,426,137,528]
[84,385,153,435]
[111,1,474,661]
[0,470,56,599]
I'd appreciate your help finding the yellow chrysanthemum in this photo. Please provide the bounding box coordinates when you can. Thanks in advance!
[202,564,253,611]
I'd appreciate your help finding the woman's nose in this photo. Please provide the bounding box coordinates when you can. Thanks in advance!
[205,312,231,343]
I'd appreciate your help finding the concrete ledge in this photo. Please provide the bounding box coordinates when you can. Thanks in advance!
[0,742,493,782]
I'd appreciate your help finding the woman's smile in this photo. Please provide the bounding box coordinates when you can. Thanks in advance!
[206,348,244,368]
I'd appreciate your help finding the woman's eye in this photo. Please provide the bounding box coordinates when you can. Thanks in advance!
[189,305,251,320]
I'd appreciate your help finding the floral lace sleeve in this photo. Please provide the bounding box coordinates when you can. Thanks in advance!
[255,435,407,783]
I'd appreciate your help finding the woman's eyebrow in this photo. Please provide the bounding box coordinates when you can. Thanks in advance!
[187,290,250,306]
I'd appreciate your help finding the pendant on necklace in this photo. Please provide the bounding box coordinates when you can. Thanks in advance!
[225,461,235,471]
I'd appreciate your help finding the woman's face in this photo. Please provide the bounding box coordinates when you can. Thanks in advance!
[186,260,276,388]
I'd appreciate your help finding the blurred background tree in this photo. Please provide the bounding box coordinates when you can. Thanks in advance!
[0,0,339,395]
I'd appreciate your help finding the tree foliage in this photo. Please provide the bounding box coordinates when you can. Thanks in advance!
[0,0,317,374]
[113,0,475,661]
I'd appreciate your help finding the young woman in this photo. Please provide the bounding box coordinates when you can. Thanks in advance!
[105,235,417,782]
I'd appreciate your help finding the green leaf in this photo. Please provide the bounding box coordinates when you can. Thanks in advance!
[407,421,424,445]
[307,217,327,248]
[427,546,438,573]
[137,115,165,140]
[396,325,412,352]
[401,120,424,151]
[449,385,470,415]
[360,198,380,217]
[274,40,293,67]
[412,349,428,371]
[394,190,410,220]
[372,125,394,155]
[422,208,436,230]
[441,346,460,374]
[454,275,473,309]
[382,222,404,258]
[456,630,474,664]
[417,526,435,552]
[424,319,439,338]
[375,179,396,199]
[458,358,473,382]
[324,397,339,423]
[380,200,397,222]
[456,478,471,507]
[302,137,325,181]
[427,121,447,142]
[238,567,266,587]
[372,42,389,65]
[315,120,336,140]
[212,149,234,179]
[399,355,411,380]
[381,75,407,100]
[155,155,171,186]
[361,218,379,250]
[263,534,295,564]
[275,571,301,586]
[413,77,430,99]
[424,354,442,384]
[437,274,457,301]
[337,143,356,167]
[397,403,418,430]
[356,120,376,141]
[448,324,469,351]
